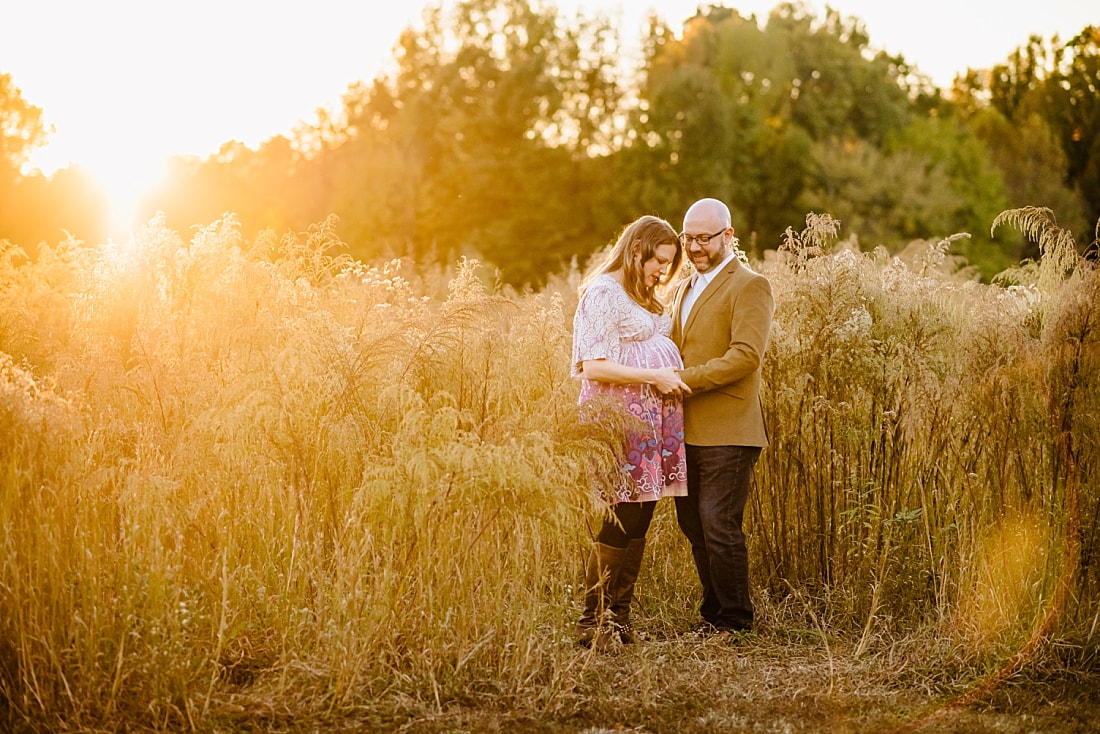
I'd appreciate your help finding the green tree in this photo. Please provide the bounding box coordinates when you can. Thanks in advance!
[3,166,108,247]
[968,108,1090,258]
[1047,27,1100,233]
[629,65,734,216]
[142,0,628,282]
[954,26,1100,242]
[884,115,1014,274]
[799,137,958,249]
[986,35,1055,121]
[770,3,913,144]
[143,136,315,239]
[321,0,626,283]
[628,3,923,254]
[1,72,50,240]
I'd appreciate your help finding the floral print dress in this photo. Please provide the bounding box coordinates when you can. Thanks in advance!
[571,274,688,503]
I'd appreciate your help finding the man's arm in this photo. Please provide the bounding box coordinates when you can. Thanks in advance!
[680,276,773,392]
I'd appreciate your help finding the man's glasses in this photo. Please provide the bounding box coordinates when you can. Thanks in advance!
[679,228,727,246]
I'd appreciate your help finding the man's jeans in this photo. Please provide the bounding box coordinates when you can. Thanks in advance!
[675,444,761,630]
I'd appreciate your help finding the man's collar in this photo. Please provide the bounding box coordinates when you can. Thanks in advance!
[696,250,737,286]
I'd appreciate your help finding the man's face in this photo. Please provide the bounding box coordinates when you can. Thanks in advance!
[680,221,730,274]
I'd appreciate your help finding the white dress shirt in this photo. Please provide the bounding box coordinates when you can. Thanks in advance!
[680,251,737,329]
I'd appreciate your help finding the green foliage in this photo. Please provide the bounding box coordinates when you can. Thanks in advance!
[1049,27,1100,227]
[769,3,913,144]
[625,3,962,256]
[128,3,1096,286]
[347,0,628,283]
[139,0,631,287]
[955,27,1100,241]
[884,116,1016,276]
[968,109,1091,260]
[0,165,108,248]
[800,137,959,248]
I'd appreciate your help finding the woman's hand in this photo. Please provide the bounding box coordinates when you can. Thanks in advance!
[651,366,691,397]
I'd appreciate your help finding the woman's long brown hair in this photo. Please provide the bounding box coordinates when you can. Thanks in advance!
[581,215,683,314]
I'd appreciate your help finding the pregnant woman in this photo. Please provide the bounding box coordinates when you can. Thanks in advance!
[571,214,689,648]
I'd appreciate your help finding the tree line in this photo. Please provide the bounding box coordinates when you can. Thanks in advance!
[2,1,1097,284]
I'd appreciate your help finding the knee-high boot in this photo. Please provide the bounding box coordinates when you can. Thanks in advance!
[577,542,623,649]
[610,537,646,644]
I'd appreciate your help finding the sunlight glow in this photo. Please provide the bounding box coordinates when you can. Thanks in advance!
[957,512,1049,651]
[4,0,1096,243]
[90,153,169,242]
[7,2,424,240]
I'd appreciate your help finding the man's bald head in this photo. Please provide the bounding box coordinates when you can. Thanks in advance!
[683,198,731,233]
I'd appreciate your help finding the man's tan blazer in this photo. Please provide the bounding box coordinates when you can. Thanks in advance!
[671,257,774,447]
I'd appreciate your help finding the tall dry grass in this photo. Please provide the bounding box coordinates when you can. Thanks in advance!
[756,209,1098,658]
[0,207,1096,728]
[0,216,612,727]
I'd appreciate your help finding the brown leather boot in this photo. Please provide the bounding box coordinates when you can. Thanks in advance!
[576,543,623,649]
[610,538,646,644]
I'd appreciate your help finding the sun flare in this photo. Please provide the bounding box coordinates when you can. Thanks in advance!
[87,153,169,242]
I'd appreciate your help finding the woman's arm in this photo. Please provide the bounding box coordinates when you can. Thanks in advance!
[581,360,690,396]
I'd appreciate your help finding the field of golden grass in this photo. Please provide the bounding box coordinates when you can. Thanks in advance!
[1,209,1097,731]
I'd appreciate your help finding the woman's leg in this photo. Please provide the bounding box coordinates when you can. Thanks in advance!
[604,502,657,642]
[598,500,656,546]
[579,502,656,647]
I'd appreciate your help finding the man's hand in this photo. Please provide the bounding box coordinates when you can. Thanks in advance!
[652,366,692,398]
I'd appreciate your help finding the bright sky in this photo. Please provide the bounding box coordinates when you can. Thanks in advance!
[3,0,1095,237]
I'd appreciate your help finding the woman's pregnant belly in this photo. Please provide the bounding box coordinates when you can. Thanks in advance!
[618,334,683,370]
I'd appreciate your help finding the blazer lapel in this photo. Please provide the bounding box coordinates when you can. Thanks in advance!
[683,259,740,335]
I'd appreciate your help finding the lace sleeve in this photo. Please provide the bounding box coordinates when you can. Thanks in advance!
[571,280,621,377]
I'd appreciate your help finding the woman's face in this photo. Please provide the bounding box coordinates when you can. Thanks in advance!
[642,243,679,288]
